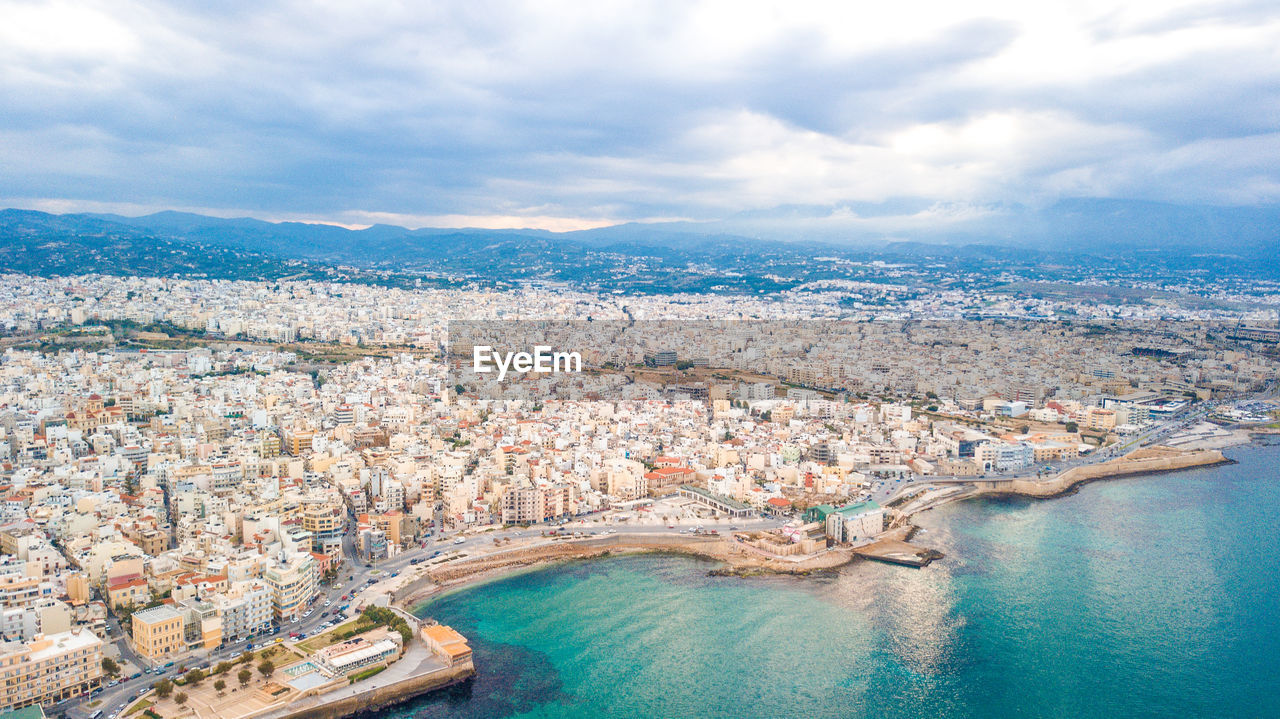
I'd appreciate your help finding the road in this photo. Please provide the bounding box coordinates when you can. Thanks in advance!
[61,401,1237,719]
[868,402,1218,506]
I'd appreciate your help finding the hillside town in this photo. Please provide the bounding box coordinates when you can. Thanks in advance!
[0,273,1277,718]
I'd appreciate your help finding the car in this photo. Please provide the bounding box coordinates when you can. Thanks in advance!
[606,528,617,534]
[323,600,331,606]
[453,537,465,544]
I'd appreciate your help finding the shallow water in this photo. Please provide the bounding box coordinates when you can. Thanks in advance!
[396,442,1280,719]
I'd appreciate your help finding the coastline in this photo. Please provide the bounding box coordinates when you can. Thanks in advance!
[398,444,1239,616]
[401,536,856,613]
[969,446,1232,500]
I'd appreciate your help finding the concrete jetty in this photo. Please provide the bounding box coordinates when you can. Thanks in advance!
[854,538,943,567]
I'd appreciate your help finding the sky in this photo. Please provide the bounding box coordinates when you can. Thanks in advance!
[1,0,1278,232]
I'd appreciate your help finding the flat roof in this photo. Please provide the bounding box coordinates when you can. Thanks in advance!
[833,500,882,517]
[678,484,750,511]
[132,605,181,624]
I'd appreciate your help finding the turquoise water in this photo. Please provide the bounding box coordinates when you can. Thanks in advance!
[400,442,1280,719]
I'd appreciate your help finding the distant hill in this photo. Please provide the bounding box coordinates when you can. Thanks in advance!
[2,199,1277,287]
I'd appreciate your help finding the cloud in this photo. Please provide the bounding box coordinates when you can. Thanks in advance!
[0,0,1278,231]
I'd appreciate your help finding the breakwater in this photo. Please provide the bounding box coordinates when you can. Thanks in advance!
[266,661,474,719]
[969,447,1229,499]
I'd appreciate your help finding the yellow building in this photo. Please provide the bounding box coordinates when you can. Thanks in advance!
[65,573,91,606]
[1084,407,1117,431]
[302,504,342,537]
[107,577,151,610]
[131,605,184,662]
[264,554,317,622]
[421,625,472,667]
[283,428,315,456]
[0,629,103,712]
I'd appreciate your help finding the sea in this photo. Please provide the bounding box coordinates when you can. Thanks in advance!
[396,441,1280,719]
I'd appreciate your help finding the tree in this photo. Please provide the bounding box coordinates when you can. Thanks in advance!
[101,657,121,678]
[258,660,275,678]
[240,649,255,664]
[155,679,173,699]
[1018,424,1030,434]
[214,679,226,694]
[184,668,205,686]
[174,692,188,706]
[1065,421,1079,433]
[215,661,233,675]
[238,669,252,687]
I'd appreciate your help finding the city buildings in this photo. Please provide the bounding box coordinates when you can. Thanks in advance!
[0,629,103,712]
[130,605,184,662]
[0,271,1273,703]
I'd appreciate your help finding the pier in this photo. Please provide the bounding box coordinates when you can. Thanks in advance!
[853,538,944,567]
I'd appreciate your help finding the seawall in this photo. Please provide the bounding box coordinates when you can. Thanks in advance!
[268,661,474,719]
[971,447,1229,499]
[393,534,726,606]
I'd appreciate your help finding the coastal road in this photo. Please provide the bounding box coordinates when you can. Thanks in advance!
[870,403,1218,507]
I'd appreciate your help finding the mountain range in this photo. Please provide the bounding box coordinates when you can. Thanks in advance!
[1,199,1276,288]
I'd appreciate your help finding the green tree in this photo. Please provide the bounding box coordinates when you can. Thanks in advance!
[174,692,188,706]
[237,668,252,687]
[240,649,255,664]
[214,679,226,694]
[101,656,121,677]
[258,660,275,678]
[155,678,173,699]
[1065,421,1079,433]
[184,668,205,685]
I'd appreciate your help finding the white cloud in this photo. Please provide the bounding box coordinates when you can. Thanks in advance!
[0,0,1277,229]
